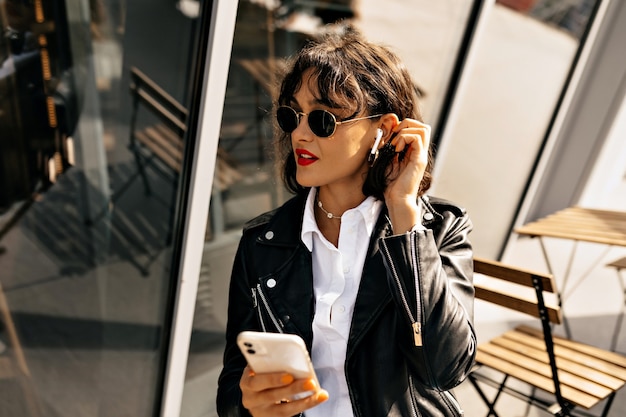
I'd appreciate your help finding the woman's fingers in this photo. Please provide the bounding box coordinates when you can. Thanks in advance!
[383,119,431,201]
[390,120,431,155]
[240,368,328,417]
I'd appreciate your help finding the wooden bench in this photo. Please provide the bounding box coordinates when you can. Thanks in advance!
[469,257,626,417]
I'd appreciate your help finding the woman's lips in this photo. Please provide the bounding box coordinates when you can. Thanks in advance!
[295,148,318,166]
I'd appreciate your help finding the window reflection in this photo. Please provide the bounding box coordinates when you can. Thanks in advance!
[500,0,597,39]
[0,0,201,415]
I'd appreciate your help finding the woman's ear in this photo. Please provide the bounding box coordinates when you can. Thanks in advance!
[379,113,400,142]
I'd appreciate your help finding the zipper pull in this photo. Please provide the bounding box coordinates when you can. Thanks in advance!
[251,287,257,308]
[412,322,423,346]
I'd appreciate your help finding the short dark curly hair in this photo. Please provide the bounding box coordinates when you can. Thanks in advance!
[274,26,433,199]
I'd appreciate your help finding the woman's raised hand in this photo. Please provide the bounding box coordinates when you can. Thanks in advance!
[383,118,431,234]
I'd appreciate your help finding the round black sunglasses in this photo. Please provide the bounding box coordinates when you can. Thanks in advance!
[276,106,382,138]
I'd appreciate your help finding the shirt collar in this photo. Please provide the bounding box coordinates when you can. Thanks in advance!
[301,188,382,252]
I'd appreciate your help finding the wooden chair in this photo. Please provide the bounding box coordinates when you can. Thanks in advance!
[469,257,626,417]
[120,67,243,242]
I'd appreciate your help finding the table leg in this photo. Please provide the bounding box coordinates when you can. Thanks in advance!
[611,268,626,352]
[538,237,572,338]
[537,237,615,340]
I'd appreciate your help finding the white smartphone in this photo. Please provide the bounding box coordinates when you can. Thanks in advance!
[236,331,320,399]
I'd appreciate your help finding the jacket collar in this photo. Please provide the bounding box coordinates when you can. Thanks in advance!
[254,192,308,248]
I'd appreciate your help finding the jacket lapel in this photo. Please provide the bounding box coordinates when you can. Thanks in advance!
[347,210,394,355]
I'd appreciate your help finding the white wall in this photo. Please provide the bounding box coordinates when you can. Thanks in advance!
[431,5,578,259]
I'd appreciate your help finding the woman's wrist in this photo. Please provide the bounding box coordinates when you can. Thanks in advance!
[387,198,421,234]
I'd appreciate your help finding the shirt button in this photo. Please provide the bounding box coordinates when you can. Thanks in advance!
[266,278,276,288]
[343,266,350,273]
[423,212,434,221]
[265,231,274,240]
[338,305,346,313]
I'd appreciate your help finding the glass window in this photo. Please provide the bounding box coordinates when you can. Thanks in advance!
[432,0,601,258]
[0,0,204,415]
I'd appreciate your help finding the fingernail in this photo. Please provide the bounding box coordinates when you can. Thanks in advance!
[316,390,329,402]
[303,379,316,391]
[280,374,294,385]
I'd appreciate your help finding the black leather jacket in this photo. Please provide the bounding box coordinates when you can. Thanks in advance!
[217,193,476,417]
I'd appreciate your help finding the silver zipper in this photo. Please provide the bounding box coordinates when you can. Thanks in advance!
[409,234,423,347]
[251,287,258,307]
[256,283,284,332]
[381,239,422,346]
[251,287,268,332]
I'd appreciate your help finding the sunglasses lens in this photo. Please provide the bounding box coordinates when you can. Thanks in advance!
[277,106,298,133]
[309,110,336,138]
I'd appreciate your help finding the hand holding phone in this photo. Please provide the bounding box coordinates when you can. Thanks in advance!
[237,331,321,400]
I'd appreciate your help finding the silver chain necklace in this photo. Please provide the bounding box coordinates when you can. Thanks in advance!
[316,198,342,220]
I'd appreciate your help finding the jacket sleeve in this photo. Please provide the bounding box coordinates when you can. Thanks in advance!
[216,237,256,417]
[379,206,475,391]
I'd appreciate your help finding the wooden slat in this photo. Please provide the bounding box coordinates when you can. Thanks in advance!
[130,66,188,115]
[473,257,556,292]
[136,89,186,135]
[515,207,626,247]
[144,125,182,156]
[154,124,184,150]
[134,130,181,172]
[478,342,613,399]
[492,336,624,390]
[569,206,626,221]
[516,226,626,246]
[475,350,600,409]
[538,214,626,232]
[517,223,626,240]
[474,282,561,324]
[517,325,626,370]
[504,329,626,381]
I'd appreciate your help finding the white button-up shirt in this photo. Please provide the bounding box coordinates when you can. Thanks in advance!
[301,188,382,417]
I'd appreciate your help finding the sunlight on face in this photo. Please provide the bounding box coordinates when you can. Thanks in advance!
[290,70,379,193]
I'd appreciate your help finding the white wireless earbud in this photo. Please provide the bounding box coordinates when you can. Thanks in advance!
[368,128,384,165]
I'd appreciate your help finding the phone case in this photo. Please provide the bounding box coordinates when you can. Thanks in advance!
[236,331,319,388]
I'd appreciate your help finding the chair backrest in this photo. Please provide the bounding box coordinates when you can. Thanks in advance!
[129,66,188,138]
[473,257,562,325]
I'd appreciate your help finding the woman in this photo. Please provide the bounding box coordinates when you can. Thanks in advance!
[217,27,475,417]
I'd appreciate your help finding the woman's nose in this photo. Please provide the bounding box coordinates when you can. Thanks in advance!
[292,114,314,140]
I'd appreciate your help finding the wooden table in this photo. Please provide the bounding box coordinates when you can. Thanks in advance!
[515,206,626,338]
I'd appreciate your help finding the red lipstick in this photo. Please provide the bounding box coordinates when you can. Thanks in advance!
[295,148,318,166]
